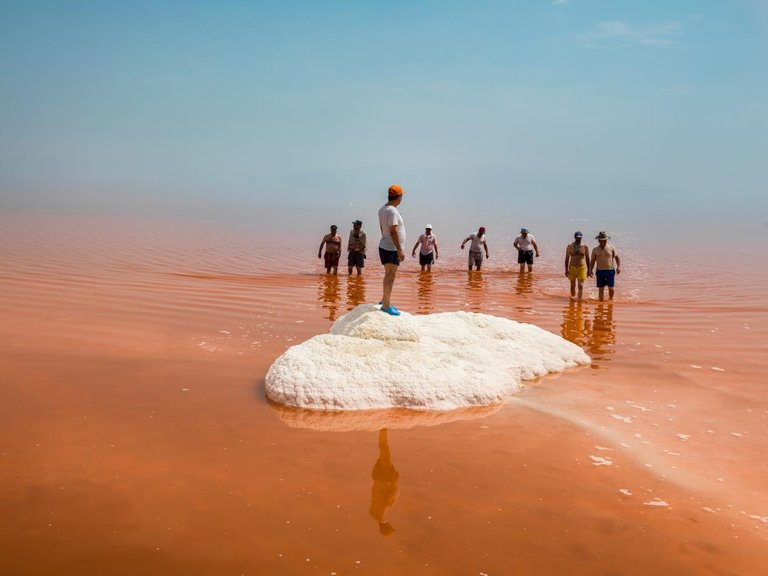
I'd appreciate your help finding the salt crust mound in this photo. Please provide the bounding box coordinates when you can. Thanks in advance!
[265,304,591,411]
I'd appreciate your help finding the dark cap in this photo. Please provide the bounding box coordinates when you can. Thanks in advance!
[352,220,362,226]
[574,231,583,238]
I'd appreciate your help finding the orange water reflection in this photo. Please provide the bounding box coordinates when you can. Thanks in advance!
[416,270,435,314]
[318,274,341,320]
[589,302,616,366]
[466,270,486,312]
[369,429,400,536]
[346,275,367,310]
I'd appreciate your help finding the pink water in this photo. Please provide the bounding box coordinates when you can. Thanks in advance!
[1,212,766,575]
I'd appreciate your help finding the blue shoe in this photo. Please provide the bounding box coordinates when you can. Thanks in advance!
[380,306,401,316]
[378,301,398,312]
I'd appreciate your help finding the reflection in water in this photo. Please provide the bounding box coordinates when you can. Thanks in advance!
[514,272,535,315]
[466,270,485,312]
[370,429,400,536]
[515,273,534,296]
[346,275,366,310]
[317,275,341,321]
[560,301,591,349]
[417,271,434,314]
[589,303,616,366]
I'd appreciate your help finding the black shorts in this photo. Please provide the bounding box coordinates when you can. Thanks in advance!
[419,252,434,266]
[517,250,534,265]
[379,247,400,266]
[348,251,365,268]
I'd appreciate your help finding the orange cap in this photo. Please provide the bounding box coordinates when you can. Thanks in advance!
[388,184,404,196]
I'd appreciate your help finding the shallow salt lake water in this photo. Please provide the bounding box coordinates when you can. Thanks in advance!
[1,212,767,575]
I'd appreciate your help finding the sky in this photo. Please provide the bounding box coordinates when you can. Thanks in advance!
[1,0,766,240]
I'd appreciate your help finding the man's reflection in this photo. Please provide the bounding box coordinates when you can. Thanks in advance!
[515,272,534,296]
[560,301,591,349]
[417,270,434,314]
[466,270,485,312]
[318,274,341,321]
[370,429,400,536]
[588,302,616,366]
[346,275,366,310]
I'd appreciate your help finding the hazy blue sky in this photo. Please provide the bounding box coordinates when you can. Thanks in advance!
[1,1,766,238]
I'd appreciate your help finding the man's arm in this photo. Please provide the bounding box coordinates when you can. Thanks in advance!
[564,246,571,276]
[460,237,470,249]
[318,236,326,258]
[434,240,439,259]
[585,246,592,277]
[484,239,490,258]
[614,250,621,274]
[390,225,404,261]
[532,239,540,257]
[589,250,597,273]
[411,238,420,257]
[513,238,520,251]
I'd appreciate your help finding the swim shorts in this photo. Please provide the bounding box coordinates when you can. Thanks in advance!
[379,247,400,266]
[568,264,587,281]
[596,269,615,288]
[348,251,365,268]
[324,252,340,268]
[468,250,484,267]
[517,249,534,265]
[419,252,434,266]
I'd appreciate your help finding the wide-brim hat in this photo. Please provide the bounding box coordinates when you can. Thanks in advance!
[595,231,611,240]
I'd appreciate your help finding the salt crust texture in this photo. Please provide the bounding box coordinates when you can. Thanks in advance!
[265,304,591,411]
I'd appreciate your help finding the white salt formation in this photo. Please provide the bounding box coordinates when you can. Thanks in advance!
[265,304,590,411]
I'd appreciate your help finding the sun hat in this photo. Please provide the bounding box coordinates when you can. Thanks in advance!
[352,219,362,225]
[574,231,583,238]
[520,227,529,233]
[595,231,610,240]
[388,184,404,196]
[425,224,433,229]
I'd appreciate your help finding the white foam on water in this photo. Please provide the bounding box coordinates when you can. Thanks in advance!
[619,489,632,496]
[265,304,591,411]
[643,498,670,507]
[590,455,613,466]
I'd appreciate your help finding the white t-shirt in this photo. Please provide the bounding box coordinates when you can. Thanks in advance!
[468,233,486,252]
[515,234,535,251]
[417,233,437,255]
[378,204,406,252]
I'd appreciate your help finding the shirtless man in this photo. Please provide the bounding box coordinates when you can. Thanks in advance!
[318,224,342,275]
[461,226,490,271]
[589,231,621,301]
[564,231,591,300]
[513,227,540,273]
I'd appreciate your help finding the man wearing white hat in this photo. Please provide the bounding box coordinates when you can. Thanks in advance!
[411,224,439,272]
[513,227,540,273]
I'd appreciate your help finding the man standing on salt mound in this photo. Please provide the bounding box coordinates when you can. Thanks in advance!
[378,184,406,316]
[565,231,591,300]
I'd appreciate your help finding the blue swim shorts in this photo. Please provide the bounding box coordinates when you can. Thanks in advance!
[596,269,615,288]
[379,247,400,266]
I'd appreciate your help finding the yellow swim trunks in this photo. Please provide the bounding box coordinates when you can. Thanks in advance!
[568,265,587,281]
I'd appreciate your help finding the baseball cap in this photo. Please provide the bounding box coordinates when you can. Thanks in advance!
[479,226,486,232]
[388,184,404,196]
[425,224,433,229]
[352,220,362,225]
[574,231,583,238]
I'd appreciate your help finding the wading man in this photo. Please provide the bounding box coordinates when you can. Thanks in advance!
[590,231,621,301]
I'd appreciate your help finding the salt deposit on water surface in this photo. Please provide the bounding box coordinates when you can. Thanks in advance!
[265,304,590,411]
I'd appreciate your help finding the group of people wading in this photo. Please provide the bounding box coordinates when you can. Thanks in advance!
[318,185,622,315]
